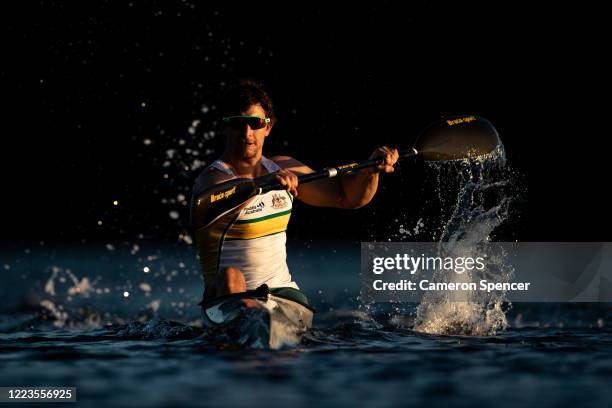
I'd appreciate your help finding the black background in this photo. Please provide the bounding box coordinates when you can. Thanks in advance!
[1,1,608,244]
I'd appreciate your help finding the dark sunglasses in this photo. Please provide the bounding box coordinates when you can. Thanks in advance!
[222,115,271,130]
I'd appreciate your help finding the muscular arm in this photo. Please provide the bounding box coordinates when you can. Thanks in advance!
[270,155,385,209]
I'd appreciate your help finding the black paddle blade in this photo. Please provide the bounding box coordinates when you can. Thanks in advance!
[191,178,258,231]
[414,115,501,161]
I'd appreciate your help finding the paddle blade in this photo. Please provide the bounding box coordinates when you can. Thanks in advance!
[191,178,258,231]
[414,115,501,161]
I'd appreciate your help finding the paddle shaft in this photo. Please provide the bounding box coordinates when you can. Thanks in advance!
[192,115,500,231]
[257,148,419,193]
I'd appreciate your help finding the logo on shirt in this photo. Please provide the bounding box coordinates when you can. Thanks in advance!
[271,193,289,209]
[244,202,265,215]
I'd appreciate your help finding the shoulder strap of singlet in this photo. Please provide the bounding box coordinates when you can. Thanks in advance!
[211,156,280,177]
[261,156,281,173]
[210,159,235,176]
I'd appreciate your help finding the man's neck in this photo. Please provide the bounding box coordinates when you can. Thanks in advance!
[220,151,265,178]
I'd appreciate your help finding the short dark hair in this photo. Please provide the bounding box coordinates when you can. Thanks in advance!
[219,79,276,123]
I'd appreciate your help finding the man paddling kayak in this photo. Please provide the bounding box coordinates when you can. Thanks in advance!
[192,79,398,311]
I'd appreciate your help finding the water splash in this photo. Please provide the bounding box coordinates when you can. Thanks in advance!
[413,145,520,336]
[25,250,203,330]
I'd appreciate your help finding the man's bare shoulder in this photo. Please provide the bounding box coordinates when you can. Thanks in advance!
[269,155,313,172]
[269,155,315,176]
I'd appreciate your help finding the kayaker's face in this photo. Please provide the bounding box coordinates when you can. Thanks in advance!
[224,104,272,159]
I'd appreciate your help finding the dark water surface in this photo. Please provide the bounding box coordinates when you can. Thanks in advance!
[1,243,611,407]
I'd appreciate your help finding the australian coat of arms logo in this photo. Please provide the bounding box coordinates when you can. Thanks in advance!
[271,193,288,209]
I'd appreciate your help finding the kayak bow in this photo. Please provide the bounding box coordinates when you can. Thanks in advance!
[200,285,314,349]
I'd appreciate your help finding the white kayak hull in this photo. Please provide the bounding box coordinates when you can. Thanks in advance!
[202,293,314,349]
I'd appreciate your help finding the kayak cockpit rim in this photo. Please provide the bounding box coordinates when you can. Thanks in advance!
[198,284,316,314]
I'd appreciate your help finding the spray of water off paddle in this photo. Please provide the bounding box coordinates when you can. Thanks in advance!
[412,144,522,336]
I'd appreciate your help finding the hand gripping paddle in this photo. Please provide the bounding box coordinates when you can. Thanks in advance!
[192,115,501,231]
